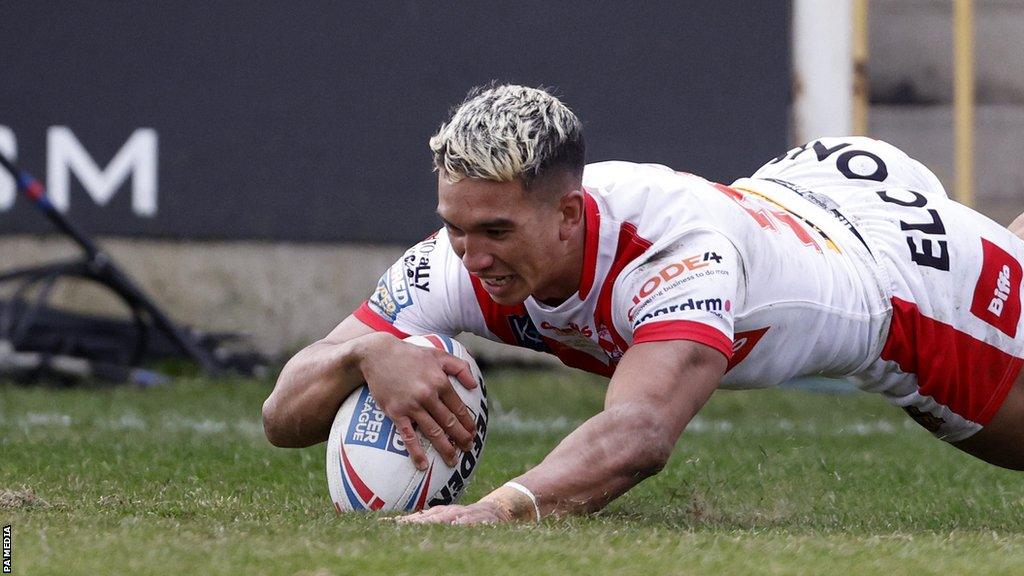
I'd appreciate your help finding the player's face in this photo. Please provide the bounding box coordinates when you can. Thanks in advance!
[437,175,576,305]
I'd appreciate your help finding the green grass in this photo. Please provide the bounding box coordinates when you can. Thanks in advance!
[2,369,1023,575]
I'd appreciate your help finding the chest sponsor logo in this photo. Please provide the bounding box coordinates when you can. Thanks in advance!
[507,314,551,353]
[540,321,593,338]
[970,238,1022,338]
[540,320,605,357]
[627,251,725,321]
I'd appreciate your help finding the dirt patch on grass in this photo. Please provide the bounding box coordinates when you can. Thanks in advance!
[0,488,49,509]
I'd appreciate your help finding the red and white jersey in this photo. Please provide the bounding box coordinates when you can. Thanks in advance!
[355,137,1024,442]
[354,158,890,389]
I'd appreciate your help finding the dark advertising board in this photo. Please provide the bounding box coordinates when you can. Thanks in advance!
[1,2,790,243]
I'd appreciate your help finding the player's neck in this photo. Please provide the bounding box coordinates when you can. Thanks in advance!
[534,214,587,306]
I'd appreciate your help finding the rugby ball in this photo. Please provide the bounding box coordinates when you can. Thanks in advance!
[326,334,488,512]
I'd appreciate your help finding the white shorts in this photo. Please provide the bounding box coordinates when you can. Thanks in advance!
[851,189,1024,442]
[752,137,1024,442]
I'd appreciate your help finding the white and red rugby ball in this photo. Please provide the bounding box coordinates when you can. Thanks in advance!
[326,334,488,512]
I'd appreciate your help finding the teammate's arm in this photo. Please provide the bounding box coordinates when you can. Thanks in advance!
[261,314,478,469]
[400,338,726,523]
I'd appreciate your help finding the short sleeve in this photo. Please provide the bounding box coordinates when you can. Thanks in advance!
[353,231,463,338]
[615,230,742,359]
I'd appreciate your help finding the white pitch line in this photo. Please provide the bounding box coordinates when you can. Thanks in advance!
[22,412,72,427]
[1,411,918,437]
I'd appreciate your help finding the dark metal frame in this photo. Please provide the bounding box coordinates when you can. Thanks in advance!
[0,153,231,377]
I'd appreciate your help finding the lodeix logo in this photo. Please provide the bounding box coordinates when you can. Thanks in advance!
[970,239,1022,338]
[627,251,724,320]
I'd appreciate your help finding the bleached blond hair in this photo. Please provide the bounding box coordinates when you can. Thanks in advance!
[429,84,585,190]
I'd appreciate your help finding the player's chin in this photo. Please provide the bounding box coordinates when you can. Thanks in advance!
[486,289,529,306]
[481,276,529,305]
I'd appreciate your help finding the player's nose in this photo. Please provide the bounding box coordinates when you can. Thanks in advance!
[460,238,494,274]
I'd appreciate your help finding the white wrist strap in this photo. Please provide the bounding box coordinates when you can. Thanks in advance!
[503,481,541,522]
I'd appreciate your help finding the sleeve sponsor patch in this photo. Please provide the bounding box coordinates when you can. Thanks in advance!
[369,262,414,322]
[617,232,740,345]
[970,238,1022,338]
[626,250,730,327]
[367,236,440,322]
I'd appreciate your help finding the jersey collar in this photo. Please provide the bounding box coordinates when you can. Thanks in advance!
[577,189,601,300]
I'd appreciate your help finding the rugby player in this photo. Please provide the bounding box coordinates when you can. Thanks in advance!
[263,84,1024,524]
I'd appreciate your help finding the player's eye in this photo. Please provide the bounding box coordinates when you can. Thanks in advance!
[486,229,510,240]
[444,222,464,237]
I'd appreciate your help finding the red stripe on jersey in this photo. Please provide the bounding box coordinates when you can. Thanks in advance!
[354,302,411,338]
[594,221,654,356]
[470,276,528,345]
[633,320,733,359]
[541,336,616,377]
[881,297,1023,425]
[577,191,602,300]
[727,327,770,372]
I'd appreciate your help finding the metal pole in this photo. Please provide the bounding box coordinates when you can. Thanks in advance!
[953,0,975,207]
[852,0,870,136]
[792,0,855,143]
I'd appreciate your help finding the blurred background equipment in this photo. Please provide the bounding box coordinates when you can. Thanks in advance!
[0,153,265,384]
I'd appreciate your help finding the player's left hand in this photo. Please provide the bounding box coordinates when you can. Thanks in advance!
[395,501,511,525]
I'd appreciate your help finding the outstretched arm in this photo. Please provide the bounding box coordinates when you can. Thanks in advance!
[399,338,726,524]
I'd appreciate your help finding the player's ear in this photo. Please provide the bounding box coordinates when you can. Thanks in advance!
[557,189,585,241]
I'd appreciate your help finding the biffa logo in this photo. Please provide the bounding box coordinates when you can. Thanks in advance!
[988,265,1012,316]
[970,239,1022,338]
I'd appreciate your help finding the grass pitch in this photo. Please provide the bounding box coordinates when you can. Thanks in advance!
[2,368,1023,575]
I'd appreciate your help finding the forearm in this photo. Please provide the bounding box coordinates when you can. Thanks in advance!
[484,404,677,519]
[262,332,390,447]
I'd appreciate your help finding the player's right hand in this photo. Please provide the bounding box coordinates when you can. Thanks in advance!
[356,333,478,470]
